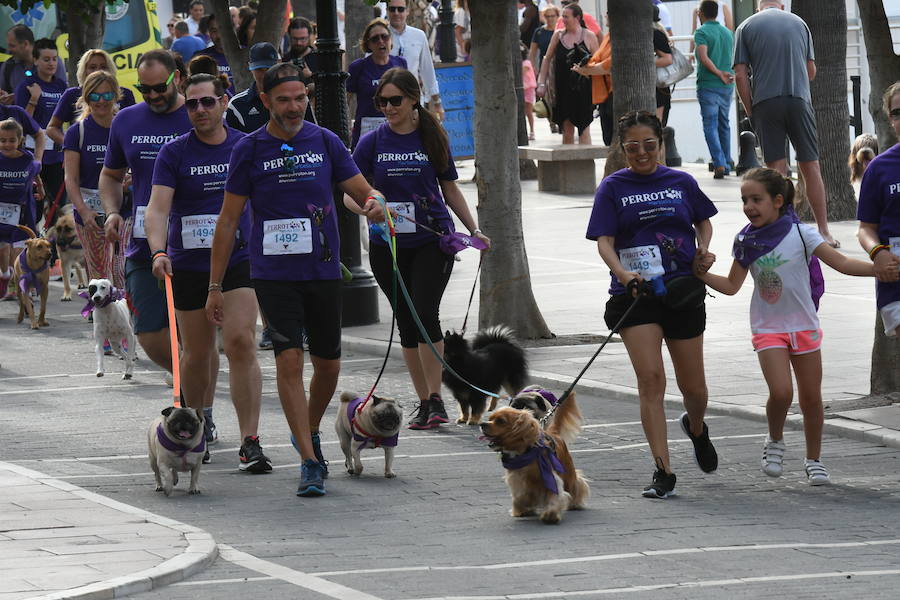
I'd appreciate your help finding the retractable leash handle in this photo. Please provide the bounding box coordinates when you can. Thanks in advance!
[163,273,181,407]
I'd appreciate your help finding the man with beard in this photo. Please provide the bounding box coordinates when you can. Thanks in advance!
[100,50,192,391]
[195,14,234,96]
[207,63,384,497]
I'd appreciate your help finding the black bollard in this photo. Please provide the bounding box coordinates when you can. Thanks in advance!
[735,130,762,175]
[663,126,682,167]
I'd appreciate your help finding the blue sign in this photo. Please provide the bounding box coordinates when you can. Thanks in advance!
[435,63,474,160]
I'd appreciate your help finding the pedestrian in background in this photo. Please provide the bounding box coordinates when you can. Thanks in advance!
[522,44,537,140]
[694,0,735,179]
[387,0,443,120]
[572,14,612,145]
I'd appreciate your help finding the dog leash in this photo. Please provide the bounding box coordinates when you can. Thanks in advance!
[539,279,650,428]
[460,253,482,335]
[163,273,181,408]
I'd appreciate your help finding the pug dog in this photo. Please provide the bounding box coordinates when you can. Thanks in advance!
[148,406,205,496]
[335,391,403,478]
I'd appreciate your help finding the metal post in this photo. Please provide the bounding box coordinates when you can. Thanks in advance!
[851,75,862,138]
[314,0,379,326]
[439,0,456,63]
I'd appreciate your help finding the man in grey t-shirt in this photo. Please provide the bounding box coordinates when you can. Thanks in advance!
[734,0,836,247]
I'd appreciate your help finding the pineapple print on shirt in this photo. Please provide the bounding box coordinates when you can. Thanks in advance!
[756,252,789,304]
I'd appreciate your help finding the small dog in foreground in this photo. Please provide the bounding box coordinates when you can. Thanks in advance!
[335,391,404,478]
[84,278,135,380]
[148,406,205,496]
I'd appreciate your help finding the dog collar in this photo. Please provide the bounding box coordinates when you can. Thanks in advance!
[532,388,559,406]
[349,396,398,451]
[17,251,48,295]
[78,286,125,318]
[500,433,565,494]
[155,423,206,457]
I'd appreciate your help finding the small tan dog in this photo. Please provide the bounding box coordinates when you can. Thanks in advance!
[335,391,403,478]
[148,406,206,496]
[13,226,52,329]
[46,209,87,301]
[481,392,589,524]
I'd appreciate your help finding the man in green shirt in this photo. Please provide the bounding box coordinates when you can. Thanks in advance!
[694,0,735,179]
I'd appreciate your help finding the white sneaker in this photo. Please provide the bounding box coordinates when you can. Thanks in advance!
[761,437,785,477]
[805,459,831,486]
[164,372,173,388]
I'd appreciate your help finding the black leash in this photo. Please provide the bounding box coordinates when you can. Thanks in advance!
[460,253,483,334]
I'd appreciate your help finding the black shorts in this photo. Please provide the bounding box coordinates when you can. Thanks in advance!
[604,292,705,340]
[171,260,251,312]
[125,258,167,334]
[252,278,342,359]
[752,96,819,163]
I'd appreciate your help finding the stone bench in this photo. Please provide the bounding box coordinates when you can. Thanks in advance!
[518,144,609,194]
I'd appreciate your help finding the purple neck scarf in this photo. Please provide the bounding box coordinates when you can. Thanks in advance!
[521,387,559,406]
[501,434,566,494]
[17,251,48,295]
[348,396,399,451]
[78,287,125,318]
[155,424,206,457]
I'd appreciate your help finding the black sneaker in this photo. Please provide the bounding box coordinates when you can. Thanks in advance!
[426,393,449,427]
[239,435,273,473]
[642,468,676,499]
[202,449,211,464]
[310,432,329,479]
[258,328,273,350]
[679,412,718,473]
[407,399,430,430]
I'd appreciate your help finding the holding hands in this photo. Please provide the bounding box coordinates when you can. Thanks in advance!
[693,247,716,277]
[872,247,900,283]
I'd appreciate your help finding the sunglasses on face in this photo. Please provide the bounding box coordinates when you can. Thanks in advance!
[281,143,299,174]
[87,91,116,102]
[622,139,659,154]
[890,108,900,121]
[368,33,390,43]
[375,95,404,108]
[185,95,221,111]
[388,5,406,12]
[135,71,175,95]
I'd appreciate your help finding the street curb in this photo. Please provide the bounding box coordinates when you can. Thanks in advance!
[0,462,217,600]
[342,335,900,452]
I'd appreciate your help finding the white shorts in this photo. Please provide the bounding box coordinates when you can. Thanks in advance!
[880,300,900,337]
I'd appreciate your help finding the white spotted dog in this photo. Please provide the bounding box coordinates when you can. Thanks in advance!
[81,278,135,379]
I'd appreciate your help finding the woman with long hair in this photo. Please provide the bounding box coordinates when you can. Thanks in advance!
[349,67,490,430]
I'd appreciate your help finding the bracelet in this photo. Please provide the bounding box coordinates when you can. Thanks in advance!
[869,244,890,260]
[208,282,223,292]
[151,250,168,261]
[27,100,37,106]
[472,228,482,236]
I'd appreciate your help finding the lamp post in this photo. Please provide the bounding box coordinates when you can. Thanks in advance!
[439,0,456,63]
[314,0,380,326]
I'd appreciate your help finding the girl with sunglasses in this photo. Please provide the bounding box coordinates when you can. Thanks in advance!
[63,70,126,288]
[586,111,718,499]
[350,67,490,431]
[346,19,406,149]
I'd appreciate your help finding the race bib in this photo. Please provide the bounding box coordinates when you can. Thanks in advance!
[0,202,20,226]
[618,245,665,280]
[388,202,416,234]
[890,236,900,257]
[132,205,146,239]
[262,218,312,255]
[360,116,387,137]
[181,214,218,250]
[80,188,103,214]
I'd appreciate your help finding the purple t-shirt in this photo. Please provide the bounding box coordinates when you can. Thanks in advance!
[586,166,718,295]
[346,55,407,147]
[152,127,250,271]
[225,123,361,281]
[52,86,137,125]
[104,102,193,261]
[62,115,110,226]
[353,123,456,248]
[0,104,40,138]
[195,48,235,96]
[0,151,40,230]
[857,143,900,309]
[14,75,67,164]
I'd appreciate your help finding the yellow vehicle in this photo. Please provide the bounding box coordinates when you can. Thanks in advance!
[0,0,161,97]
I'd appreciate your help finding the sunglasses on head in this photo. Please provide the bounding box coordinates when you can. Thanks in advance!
[87,91,116,102]
[388,5,406,12]
[185,95,221,111]
[890,108,900,121]
[368,33,390,43]
[135,71,175,95]
[375,95,404,108]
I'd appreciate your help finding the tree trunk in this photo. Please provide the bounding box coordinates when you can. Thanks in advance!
[871,312,900,396]
[66,6,105,85]
[470,0,551,339]
[291,0,316,19]
[212,0,287,93]
[603,0,655,178]
[510,11,536,180]
[344,0,374,65]
[792,1,855,221]
[856,1,900,153]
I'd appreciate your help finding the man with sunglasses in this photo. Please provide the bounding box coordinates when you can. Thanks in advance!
[386,0,443,121]
[100,50,192,388]
[146,73,269,474]
[208,63,384,497]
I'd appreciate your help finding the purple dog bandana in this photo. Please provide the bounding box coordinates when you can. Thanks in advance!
[155,424,206,457]
[348,396,398,451]
[17,251,48,295]
[78,286,125,318]
[501,433,566,494]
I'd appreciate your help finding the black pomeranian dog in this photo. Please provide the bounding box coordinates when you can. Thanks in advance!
[442,325,529,425]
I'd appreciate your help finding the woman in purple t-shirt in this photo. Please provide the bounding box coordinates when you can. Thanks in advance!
[346,19,407,149]
[585,111,718,500]
[350,68,490,430]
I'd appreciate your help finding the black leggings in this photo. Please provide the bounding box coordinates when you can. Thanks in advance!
[369,241,454,348]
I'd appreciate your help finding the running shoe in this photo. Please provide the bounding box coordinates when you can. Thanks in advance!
[258,328,273,350]
[679,411,718,473]
[202,449,211,464]
[761,437,786,477]
[641,468,676,499]
[311,431,329,478]
[204,412,218,445]
[805,459,831,486]
[239,435,273,473]
[297,458,326,496]
[426,393,449,427]
[407,399,431,430]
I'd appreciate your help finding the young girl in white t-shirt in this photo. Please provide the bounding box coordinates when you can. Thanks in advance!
[695,168,875,486]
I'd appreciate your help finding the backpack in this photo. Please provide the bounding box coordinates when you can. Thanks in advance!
[797,224,825,311]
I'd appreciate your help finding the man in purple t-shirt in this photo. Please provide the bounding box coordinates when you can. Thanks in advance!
[195,14,234,96]
[208,63,384,497]
[100,50,192,386]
